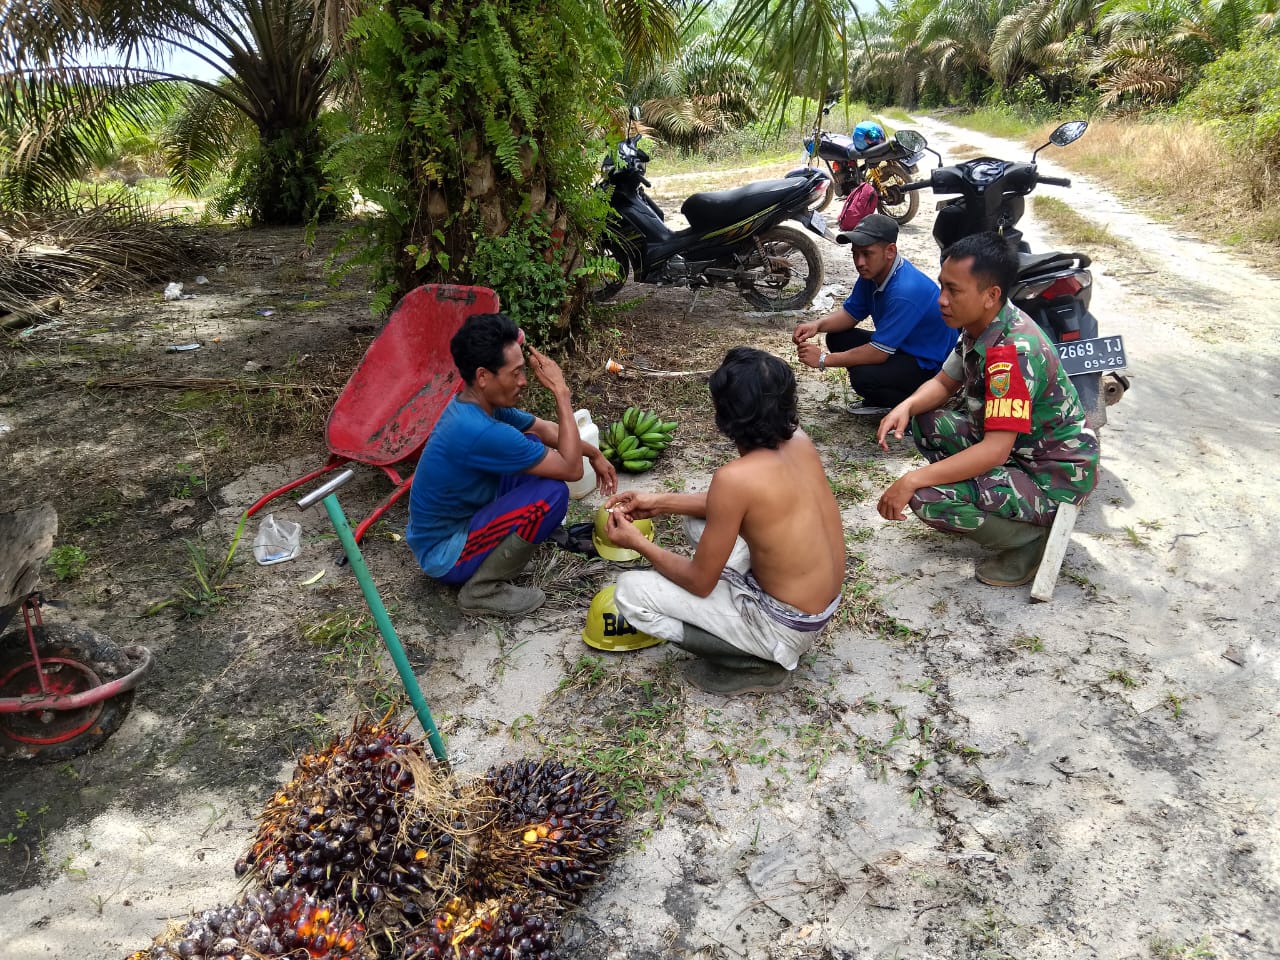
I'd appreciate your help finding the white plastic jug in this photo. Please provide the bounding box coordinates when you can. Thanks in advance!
[567,408,599,500]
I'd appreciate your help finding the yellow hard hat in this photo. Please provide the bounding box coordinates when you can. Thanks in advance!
[582,584,664,652]
[591,506,654,563]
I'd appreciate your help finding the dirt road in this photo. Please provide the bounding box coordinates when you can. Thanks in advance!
[2,118,1277,960]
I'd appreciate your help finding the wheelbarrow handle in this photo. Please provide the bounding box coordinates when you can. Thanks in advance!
[298,468,357,510]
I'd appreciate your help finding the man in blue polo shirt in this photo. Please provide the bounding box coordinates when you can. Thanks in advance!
[794,214,957,415]
[407,312,616,617]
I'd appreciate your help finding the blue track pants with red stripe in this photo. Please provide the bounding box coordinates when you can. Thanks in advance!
[437,474,568,585]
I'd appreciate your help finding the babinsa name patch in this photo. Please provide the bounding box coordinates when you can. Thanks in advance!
[983,346,1032,431]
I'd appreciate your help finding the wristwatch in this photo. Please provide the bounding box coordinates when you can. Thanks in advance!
[818,351,828,371]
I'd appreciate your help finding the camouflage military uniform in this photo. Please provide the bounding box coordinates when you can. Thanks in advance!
[909,303,1099,533]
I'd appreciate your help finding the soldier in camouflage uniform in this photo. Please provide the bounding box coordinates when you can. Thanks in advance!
[876,233,1099,586]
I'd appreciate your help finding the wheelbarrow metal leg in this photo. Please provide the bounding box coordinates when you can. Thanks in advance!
[352,469,417,545]
[245,455,350,520]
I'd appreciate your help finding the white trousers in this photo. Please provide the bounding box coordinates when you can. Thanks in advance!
[613,518,823,670]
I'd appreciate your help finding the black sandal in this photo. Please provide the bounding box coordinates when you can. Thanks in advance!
[548,521,598,558]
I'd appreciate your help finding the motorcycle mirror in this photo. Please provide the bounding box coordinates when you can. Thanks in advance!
[894,129,927,153]
[1033,119,1088,161]
[1050,120,1088,146]
[631,105,641,121]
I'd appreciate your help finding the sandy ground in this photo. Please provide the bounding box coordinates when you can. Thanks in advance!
[3,117,1279,960]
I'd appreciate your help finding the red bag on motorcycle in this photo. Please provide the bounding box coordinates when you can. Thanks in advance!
[837,182,878,231]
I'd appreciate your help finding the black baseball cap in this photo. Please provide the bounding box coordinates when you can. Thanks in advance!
[836,213,899,246]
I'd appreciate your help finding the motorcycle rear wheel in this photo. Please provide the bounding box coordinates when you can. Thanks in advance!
[875,161,919,225]
[589,243,630,302]
[739,225,824,312]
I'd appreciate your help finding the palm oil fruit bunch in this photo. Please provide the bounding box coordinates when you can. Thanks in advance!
[600,407,677,474]
[235,718,459,936]
[470,758,623,903]
[401,895,561,960]
[124,888,372,960]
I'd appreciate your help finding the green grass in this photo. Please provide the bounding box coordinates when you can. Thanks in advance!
[949,105,1039,140]
[45,545,89,581]
[1012,633,1045,654]
[827,457,897,505]
[65,176,208,219]
[1032,195,1124,249]
[1106,668,1141,689]
[1150,935,1217,959]
[530,656,705,820]
[301,607,400,713]
[644,138,802,177]
[143,515,248,618]
[878,106,916,124]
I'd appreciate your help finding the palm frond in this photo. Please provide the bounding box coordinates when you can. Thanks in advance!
[721,0,860,120]
[0,66,184,208]
[164,82,256,195]
[0,204,219,320]
[1097,59,1184,105]
[607,0,682,66]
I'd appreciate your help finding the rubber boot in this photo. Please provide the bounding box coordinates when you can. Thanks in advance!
[457,534,545,617]
[967,516,1050,587]
[675,624,790,695]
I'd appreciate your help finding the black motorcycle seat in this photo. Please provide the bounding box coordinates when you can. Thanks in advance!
[1019,250,1091,273]
[857,141,898,160]
[681,179,807,230]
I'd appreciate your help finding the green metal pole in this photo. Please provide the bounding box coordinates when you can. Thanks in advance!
[319,493,448,762]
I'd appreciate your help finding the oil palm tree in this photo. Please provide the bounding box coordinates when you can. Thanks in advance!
[990,0,1100,96]
[630,37,759,151]
[916,0,1023,101]
[844,0,932,107]
[1090,0,1260,106]
[0,0,341,223]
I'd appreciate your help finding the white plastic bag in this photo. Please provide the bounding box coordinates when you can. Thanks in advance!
[164,282,184,301]
[252,513,302,565]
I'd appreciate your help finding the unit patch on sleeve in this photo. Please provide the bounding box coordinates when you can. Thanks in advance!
[983,344,1032,432]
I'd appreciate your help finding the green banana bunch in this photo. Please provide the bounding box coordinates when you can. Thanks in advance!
[599,406,679,473]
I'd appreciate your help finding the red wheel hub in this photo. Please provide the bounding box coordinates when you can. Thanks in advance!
[0,656,105,745]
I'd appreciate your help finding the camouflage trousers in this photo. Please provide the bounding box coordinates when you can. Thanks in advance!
[908,410,1058,533]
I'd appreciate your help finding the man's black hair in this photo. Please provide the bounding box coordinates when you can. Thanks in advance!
[709,347,799,451]
[941,232,1019,307]
[451,312,520,385]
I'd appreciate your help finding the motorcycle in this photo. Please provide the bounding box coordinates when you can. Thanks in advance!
[896,121,1128,427]
[793,101,925,224]
[592,110,829,311]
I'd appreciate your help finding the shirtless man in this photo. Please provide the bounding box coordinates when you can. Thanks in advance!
[604,347,845,695]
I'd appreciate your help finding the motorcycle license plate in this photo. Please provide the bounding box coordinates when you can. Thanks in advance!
[1057,335,1127,376]
[800,209,828,237]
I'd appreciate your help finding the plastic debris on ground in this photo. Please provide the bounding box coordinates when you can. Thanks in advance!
[252,514,302,565]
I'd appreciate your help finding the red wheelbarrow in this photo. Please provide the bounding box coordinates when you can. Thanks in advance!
[245,284,499,543]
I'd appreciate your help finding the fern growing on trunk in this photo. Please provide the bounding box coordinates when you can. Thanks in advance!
[335,0,619,339]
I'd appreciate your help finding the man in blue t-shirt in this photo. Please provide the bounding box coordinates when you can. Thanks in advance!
[407,313,616,617]
[793,214,958,415]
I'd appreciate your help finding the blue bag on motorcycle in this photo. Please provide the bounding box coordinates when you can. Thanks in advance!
[837,182,878,231]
